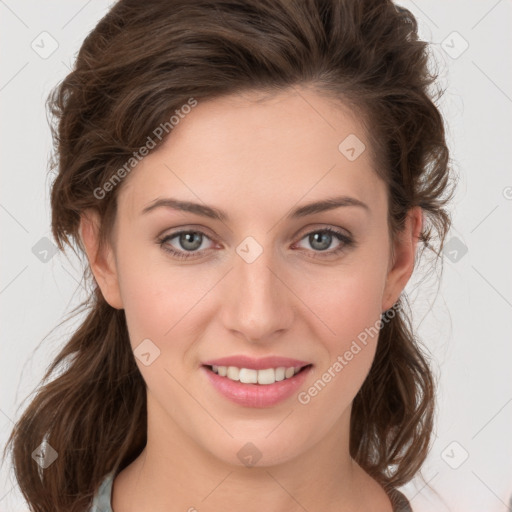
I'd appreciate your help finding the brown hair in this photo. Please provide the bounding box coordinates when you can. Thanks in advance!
[3,0,454,510]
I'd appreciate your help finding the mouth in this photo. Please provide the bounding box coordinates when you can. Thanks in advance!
[200,362,314,408]
[202,363,313,385]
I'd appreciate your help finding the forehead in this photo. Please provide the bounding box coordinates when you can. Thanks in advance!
[117,86,386,222]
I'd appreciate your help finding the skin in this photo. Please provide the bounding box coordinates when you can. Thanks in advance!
[80,85,422,512]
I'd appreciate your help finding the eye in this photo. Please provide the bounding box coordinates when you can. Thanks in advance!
[293,227,354,258]
[158,230,216,260]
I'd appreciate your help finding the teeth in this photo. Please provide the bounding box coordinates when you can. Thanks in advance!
[239,368,258,384]
[210,365,305,385]
[285,367,295,379]
[275,367,286,381]
[227,366,240,381]
[257,368,275,385]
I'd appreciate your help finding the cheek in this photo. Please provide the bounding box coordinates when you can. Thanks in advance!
[292,254,387,409]
[115,246,218,364]
[294,288,383,434]
[297,255,387,346]
[319,279,382,375]
[114,247,180,348]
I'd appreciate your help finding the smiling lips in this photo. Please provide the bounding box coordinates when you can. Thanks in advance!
[201,355,313,407]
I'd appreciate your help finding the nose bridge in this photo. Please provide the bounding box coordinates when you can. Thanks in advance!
[223,234,292,341]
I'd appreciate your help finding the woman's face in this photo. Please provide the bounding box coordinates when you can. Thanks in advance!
[82,86,420,468]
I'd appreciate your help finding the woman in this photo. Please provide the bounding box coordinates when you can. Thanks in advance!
[3,0,454,511]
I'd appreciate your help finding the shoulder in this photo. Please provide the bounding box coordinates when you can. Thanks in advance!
[89,471,115,512]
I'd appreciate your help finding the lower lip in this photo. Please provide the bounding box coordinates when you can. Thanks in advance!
[201,365,313,408]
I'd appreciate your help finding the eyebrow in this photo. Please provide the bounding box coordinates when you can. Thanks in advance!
[141,195,369,221]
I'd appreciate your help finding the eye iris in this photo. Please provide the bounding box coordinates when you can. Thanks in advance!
[310,232,332,251]
[179,232,202,251]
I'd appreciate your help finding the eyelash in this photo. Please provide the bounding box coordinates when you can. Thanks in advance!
[157,227,355,261]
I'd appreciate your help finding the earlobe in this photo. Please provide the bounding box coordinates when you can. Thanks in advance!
[79,209,124,310]
[381,207,423,312]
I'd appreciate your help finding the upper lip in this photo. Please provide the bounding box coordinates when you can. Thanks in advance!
[202,355,312,370]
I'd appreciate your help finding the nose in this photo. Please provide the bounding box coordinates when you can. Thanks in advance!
[219,238,295,344]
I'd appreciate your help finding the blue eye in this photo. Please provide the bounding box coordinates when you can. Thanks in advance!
[157,227,354,261]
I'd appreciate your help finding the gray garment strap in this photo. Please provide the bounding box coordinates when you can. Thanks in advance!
[90,471,115,512]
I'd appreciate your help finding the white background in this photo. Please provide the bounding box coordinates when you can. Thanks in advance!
[1,1,511,511]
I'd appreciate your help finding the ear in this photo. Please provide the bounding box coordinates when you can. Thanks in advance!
[79,208,124,310]
[381,207,423,312]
